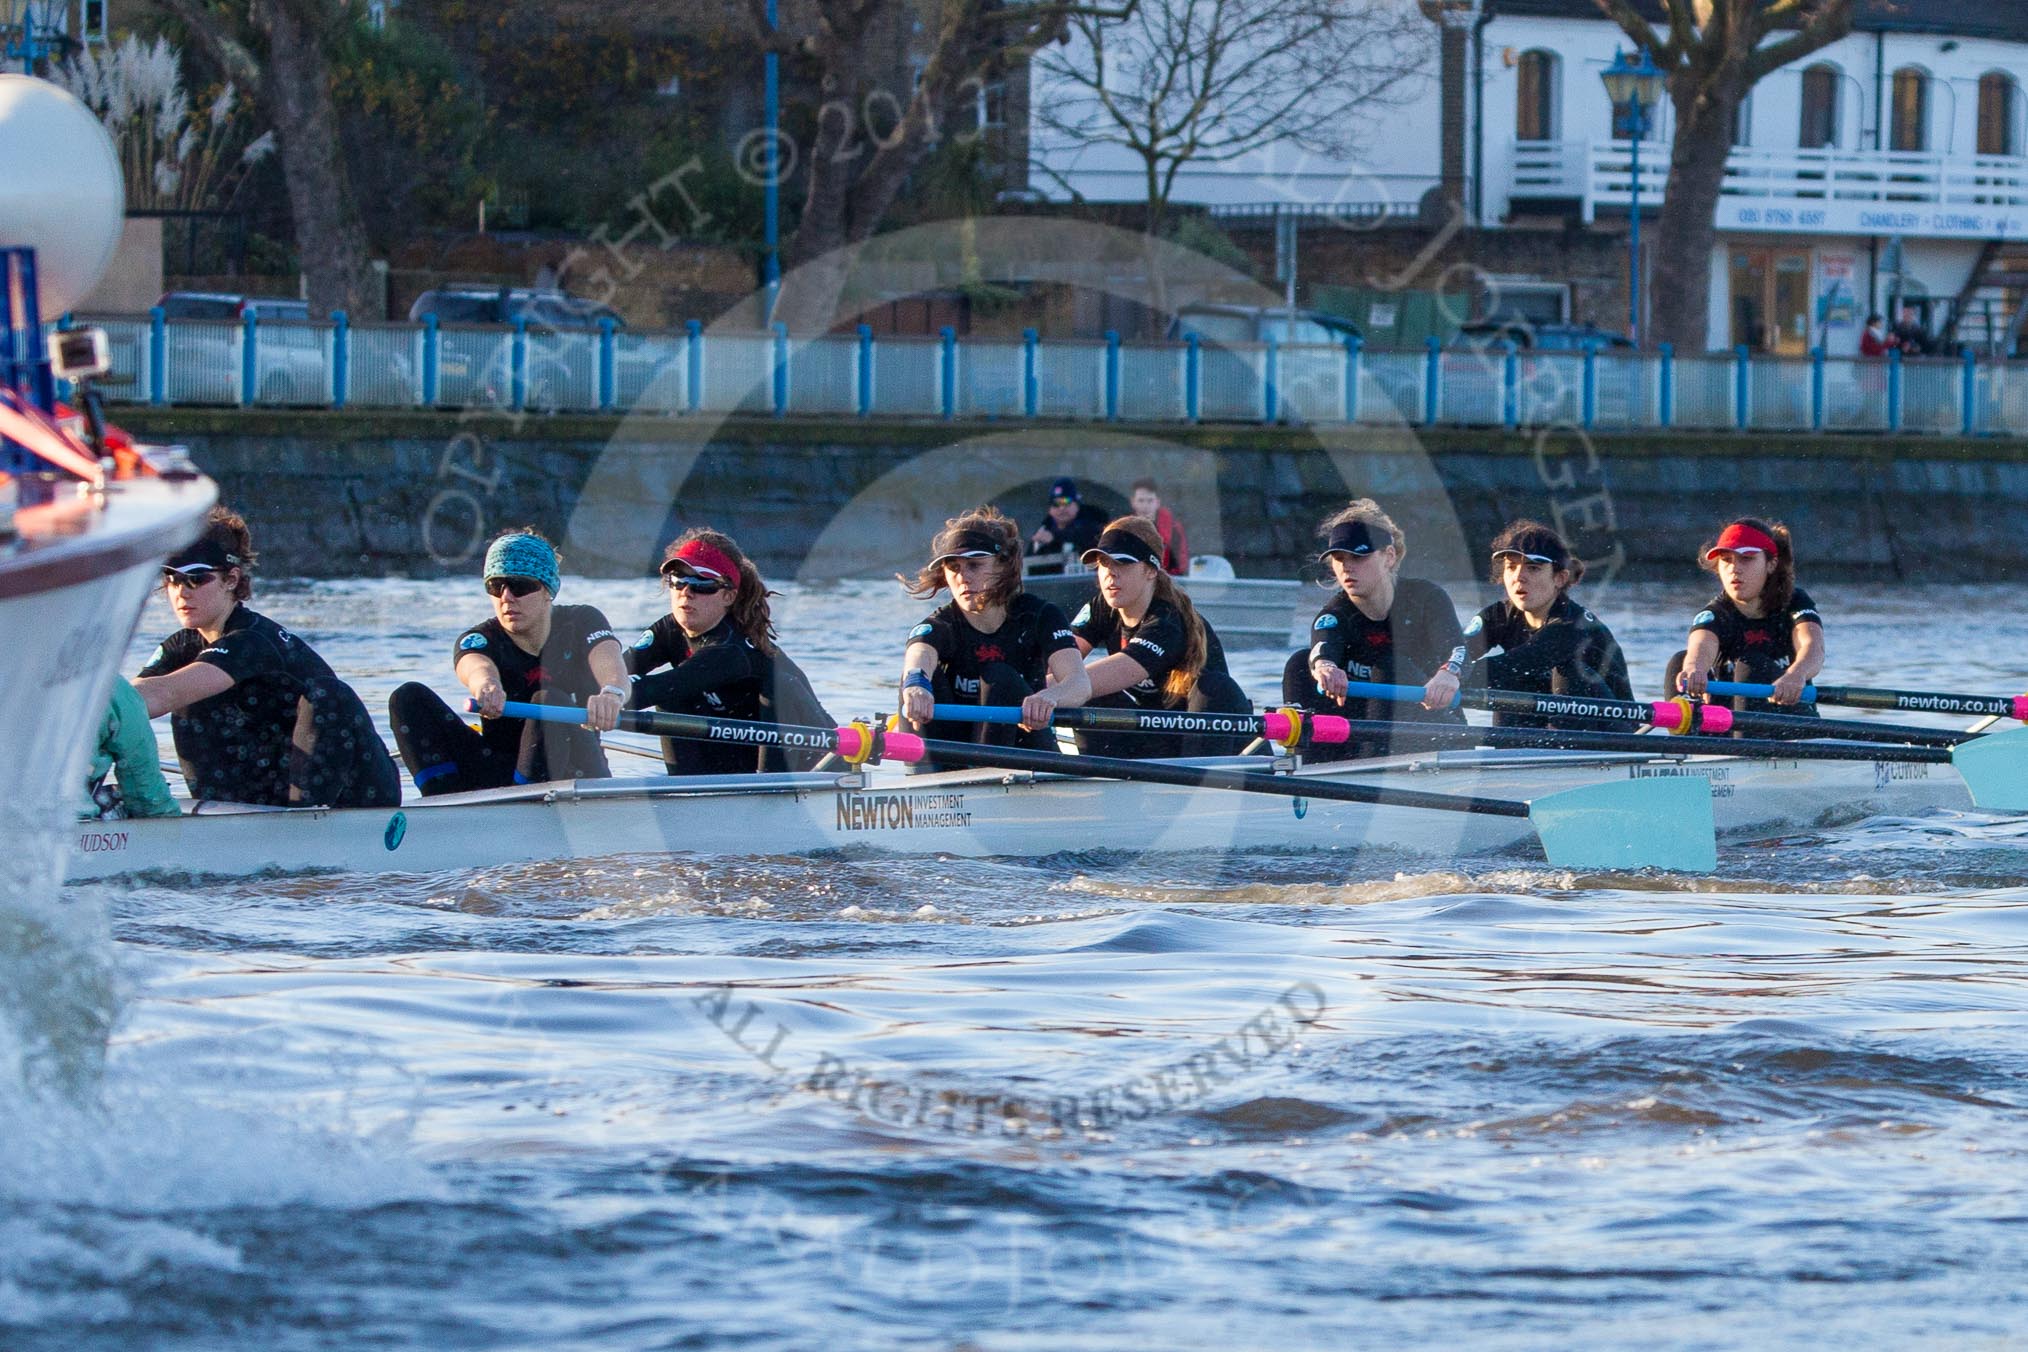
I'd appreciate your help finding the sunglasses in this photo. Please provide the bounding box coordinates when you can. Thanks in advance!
[662,573,728,594]
[161,566,221,590]
[485,576,546,599]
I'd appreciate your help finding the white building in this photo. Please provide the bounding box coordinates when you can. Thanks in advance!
[1029,0,2028,354]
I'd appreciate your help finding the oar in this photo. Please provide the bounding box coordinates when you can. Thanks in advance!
[486,699,1717,872]
[1337,680,1965,748]
[931,704,1958,766]
[937,705,2028,816]
[1707,680,2028,722]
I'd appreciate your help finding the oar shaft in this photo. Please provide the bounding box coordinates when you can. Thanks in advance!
[1338,680,1964,747]
[1708,680,2028,721]
[490,700,924,764]
[929,702,1348,744]
[492,699,1526,817]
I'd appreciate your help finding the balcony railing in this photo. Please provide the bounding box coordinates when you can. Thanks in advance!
[1511,139,2028,236]
[71,310,2028,437]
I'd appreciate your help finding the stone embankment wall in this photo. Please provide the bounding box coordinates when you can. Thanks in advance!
[114,407,2027,585]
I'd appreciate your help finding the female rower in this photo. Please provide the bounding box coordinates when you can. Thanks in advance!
[627,528,833,774]
[1069,515,1250,758]
[133,507,399,808]
[899,507,1091,755]
[388,529,626,795]
[1668,516,1823,715]
[1463,521,1632,728]
[1281,498,1468,761]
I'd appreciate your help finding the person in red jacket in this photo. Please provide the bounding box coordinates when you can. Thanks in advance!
[1130,477,1190,576]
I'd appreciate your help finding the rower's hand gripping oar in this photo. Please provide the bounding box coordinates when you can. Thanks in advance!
[489,700,1718,872]
[1337,680,1964,748]
[1706,680,2028,723]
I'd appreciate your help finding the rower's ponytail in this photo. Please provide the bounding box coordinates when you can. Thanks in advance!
[666,528,777,655]
[1100,515,1206,699]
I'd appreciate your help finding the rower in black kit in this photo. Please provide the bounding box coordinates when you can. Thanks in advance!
[1667,517,1825,718]
[899,507,1091,761]
[134,506,399,808]
[1280,500,1470,761]
[1461,520,1633,729]
[626,529,833,774]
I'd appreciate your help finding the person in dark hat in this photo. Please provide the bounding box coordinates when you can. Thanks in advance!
[133,505,400,808]
[1068,515,1251,758]
[1460,520,1632,729]
[387,527,627,795]
[1279,498,1468,761]
[899,506,1090,758]
[1028,476,1103,558]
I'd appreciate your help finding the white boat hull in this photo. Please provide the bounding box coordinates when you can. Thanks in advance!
[64,747,1973,883]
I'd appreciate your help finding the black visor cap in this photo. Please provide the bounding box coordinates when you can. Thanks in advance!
[929,526,1006,566]
[1321,520,1386,558]
[1079,528,1158,567]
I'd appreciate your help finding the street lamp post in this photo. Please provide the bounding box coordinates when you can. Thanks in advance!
[1601,47,1667,347]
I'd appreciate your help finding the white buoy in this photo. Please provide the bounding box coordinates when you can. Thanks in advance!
[0,74,125,317]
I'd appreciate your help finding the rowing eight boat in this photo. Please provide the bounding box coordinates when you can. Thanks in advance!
[64,742,1975,883]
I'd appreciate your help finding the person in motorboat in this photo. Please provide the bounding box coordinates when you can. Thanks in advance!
[1667,516,1823,717]
[899,507,1091,759]
[80,675,178,818]
[1461,521,1633,729]
[1130,476,1190,575]
[1280,498,1468,761]
[1027,476,1103,561]
[133,507,400,807]
[1069,515,1251,758]
[388,529,625,795]
[626,529,834,774]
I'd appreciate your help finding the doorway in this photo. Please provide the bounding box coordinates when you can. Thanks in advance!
[1729,248,1813,354]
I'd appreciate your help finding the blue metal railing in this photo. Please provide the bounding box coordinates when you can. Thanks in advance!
[72,312,2028,437]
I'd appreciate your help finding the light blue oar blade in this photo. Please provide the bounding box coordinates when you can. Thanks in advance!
[1527,776,1717,873]
[1951,727,2028,812]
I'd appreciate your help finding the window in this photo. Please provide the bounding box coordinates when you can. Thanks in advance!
[1799,64,1839,149]
[1732,92,1752,147]
[1516,50,1557,140]
[80,0,106,42]
[1891,67,1928,152]
[975,80,1006,132]
[1980,72,2018,156]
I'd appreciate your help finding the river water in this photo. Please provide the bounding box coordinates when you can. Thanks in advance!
[6,578,2028,1348]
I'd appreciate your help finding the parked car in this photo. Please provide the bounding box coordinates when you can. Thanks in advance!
[152,291,327,405]
[406,286,625,331]
[1165,303,1362,349]
[405,287,633,409]
[1453,320,1634,352]
[1162,305,1364,422]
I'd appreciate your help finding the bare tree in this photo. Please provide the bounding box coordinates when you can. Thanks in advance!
[158,0,379,318]
[1033,0,1430,316]
[1593,0,1854,350]
[749,0,1137,331]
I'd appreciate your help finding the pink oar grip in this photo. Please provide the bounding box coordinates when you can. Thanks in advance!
[1309,715,1352,744]
[1646,701,1692,734]
[1261,711,1293,743]
[2014,695,2028,722]
[1695,704,1735,734]
[880,731,926,762]
[834,726,867,760]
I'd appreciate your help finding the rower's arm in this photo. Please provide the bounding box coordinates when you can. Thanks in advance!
[1769,621,1827,705]
[456,651,505,716]
[132,663,234,718]
[1083,652,1152,700]
[900,640,940,726]
[1679,629,1721,697]
[1041,647,1092,710]
[584,639,628,733]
